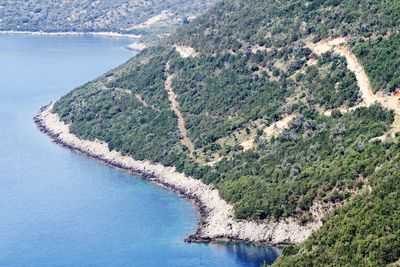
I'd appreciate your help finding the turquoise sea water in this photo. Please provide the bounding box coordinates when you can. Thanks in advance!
[0,35,281,267]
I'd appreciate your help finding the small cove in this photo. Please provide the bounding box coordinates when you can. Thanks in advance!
[0,34,281,267]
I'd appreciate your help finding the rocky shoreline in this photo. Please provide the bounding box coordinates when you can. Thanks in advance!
[34,103,321,246]
[125,42,147,52]
[0,30,141,39]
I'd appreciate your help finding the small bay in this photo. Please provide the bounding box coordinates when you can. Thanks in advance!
[0,34,280,267]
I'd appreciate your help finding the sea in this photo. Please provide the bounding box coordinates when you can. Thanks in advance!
[0,34,281,267]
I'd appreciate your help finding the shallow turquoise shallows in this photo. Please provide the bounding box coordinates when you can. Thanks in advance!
[0,35,281,267]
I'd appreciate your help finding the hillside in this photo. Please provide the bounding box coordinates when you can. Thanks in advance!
[0,0,219,40]
[50,0,399,265]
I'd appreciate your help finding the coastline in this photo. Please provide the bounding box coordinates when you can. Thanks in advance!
[125,42,148,52]
[34,103,321,246]
[0,30,141,39]
[1,30,147,52]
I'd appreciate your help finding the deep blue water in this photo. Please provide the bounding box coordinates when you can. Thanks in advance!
[0,35,281,267]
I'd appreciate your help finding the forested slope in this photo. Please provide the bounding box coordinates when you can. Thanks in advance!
[273,151,400,266]
[52,0,400,265]
[0,0,219,39]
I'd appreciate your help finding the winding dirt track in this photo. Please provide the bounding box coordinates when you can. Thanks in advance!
[307,38,400,137]
[164,62,195,154]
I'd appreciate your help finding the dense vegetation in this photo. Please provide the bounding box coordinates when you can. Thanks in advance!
[171,52,292,149]
[299,53,360,109]
[55,47,188,164]
[354,34,400,94]
[0,0,219,39]
[52,0,400,265]
[214,105,393,220]
[273,149,400,266]
[173,0,400,54]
